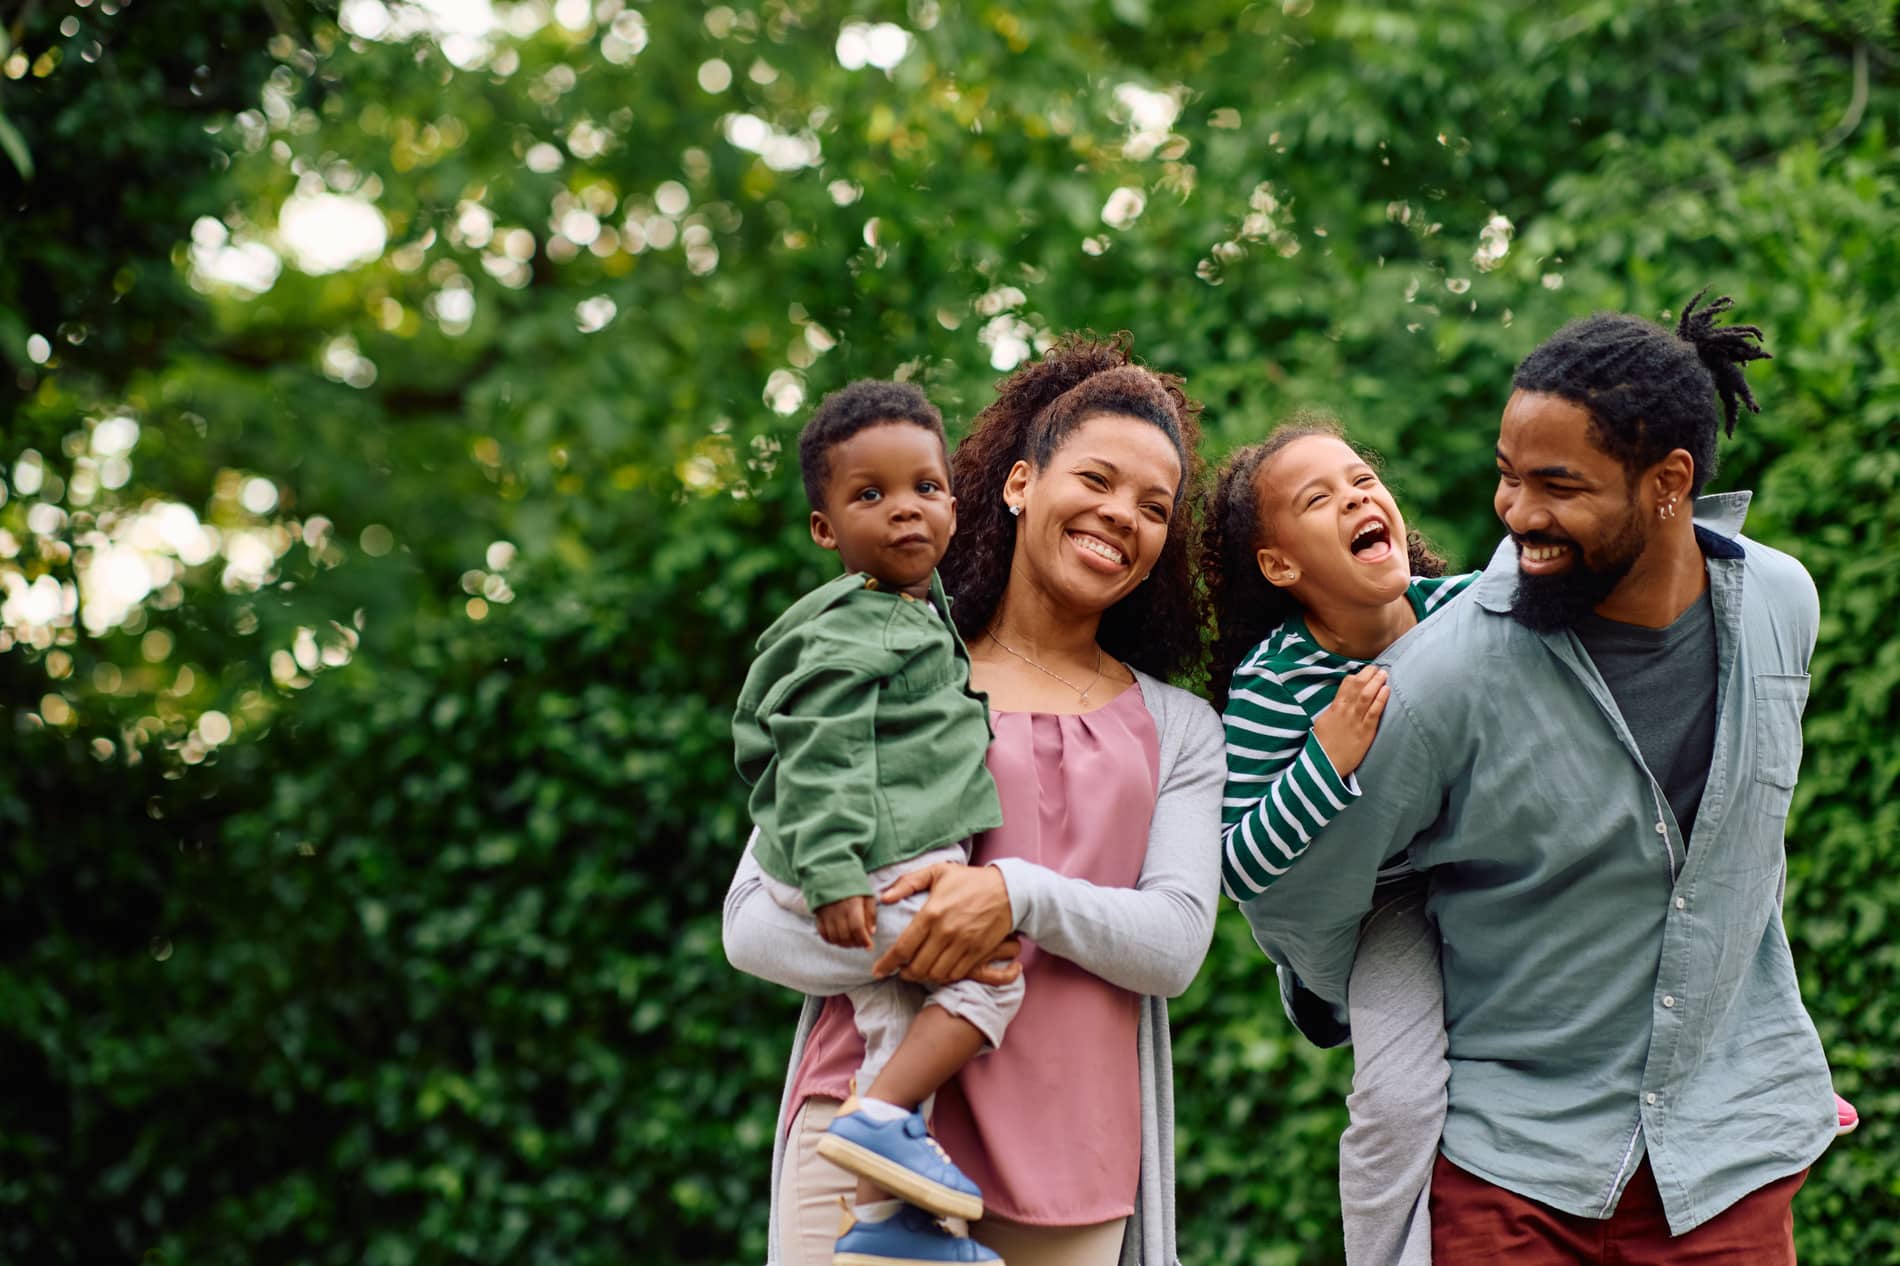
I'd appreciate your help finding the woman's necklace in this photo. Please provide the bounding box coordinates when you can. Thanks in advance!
[985,630,1106,704]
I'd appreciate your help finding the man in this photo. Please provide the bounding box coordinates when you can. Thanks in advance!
[1243,291,1834,1263]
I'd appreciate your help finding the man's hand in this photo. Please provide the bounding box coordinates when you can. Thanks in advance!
[1312,664,1390,778]
[814,895,876,949]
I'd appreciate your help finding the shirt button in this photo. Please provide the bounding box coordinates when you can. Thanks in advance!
[1654,821,1668,835]
[1675,897,1686,910]
[1662,995,1676,1008]
[1646,1092,1659,1105]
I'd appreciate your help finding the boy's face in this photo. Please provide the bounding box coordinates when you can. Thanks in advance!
[811,421,956,590]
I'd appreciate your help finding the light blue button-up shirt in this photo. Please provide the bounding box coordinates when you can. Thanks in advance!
[1241,493,1835,1233]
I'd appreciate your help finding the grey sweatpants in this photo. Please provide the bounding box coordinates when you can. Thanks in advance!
[1340,881,1448,1266]
[760,845,1025,1092]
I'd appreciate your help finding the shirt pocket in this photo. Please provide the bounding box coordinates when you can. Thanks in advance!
[884,607,955,697]
[1750,672,1810,805]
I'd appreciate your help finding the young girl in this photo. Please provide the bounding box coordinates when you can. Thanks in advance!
[1205,415,1858,1266]
[1205,415,1466,1266]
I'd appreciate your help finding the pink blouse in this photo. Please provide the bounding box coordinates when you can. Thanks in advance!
[787,682,1161,1225]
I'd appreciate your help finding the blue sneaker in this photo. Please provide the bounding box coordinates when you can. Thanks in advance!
[833,1202,1003,1265]
[815,1101,984,1221]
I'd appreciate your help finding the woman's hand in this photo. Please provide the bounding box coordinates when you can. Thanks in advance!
[873,863,1021,986]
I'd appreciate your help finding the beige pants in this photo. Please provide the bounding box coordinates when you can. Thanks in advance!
[782,1098,1128,1266]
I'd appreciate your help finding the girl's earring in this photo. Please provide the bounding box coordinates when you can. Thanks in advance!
[1006,502,1022,517]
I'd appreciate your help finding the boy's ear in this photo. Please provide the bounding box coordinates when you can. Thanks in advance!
[944,494,958,538]
[1256,545,1300,589]
[810,510,839,552]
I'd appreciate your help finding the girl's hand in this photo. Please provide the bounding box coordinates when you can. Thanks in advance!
[814,895,876,949]
[1312,664,1390,777]
[873,863,1019,986]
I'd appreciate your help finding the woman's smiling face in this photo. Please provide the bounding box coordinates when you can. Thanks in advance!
[1004,413,1183,615]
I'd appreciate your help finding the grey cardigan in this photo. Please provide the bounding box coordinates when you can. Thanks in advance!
[722,668,1226,1266]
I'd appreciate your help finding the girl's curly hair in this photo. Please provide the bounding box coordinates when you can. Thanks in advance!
[940,331,1207,681]
[1203,413,1445,709]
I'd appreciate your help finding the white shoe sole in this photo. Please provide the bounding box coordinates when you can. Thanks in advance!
[815,1134,984,1221]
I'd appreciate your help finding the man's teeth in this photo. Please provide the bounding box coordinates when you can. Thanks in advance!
[1073,533,1125,564]
[1523,544,1568,561]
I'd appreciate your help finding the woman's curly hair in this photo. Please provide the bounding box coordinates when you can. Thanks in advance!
[1203,413,1445,709]
[940,331,1207,681]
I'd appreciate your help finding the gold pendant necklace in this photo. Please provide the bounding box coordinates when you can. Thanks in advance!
[985,630,1106,704]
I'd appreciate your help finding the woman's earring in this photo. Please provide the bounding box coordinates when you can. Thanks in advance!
[1006,502,1022,517]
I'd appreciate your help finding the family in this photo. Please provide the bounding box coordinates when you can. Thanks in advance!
[721,293,1846,1266]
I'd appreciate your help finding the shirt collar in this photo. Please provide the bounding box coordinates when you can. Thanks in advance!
[1473,491,1753,614]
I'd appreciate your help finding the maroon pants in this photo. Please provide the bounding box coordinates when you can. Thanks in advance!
[1430,1153,1806,1265]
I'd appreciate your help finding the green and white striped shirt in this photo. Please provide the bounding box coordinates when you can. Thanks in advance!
[1220,572,1477,900]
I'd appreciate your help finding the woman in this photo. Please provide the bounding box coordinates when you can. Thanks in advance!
[724,333,1225,1266]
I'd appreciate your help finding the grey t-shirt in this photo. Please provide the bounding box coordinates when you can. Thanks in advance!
[1575,589,1718,845]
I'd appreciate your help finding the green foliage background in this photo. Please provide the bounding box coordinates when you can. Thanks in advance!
[2,2,1896,1262]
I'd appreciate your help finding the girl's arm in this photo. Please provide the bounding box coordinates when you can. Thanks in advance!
[1219,659,1362,899]
[1223,573,1474,898]
[982,688,1226,999]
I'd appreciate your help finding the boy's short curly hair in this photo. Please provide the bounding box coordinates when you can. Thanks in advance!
[797,380,947,510]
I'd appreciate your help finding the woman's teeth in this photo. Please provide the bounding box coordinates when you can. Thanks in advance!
[1071,533,1126,565]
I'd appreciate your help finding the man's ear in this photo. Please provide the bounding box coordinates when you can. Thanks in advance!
[1654,448,1696,509]
[810,509,838,552]
[1257,545,1300,589]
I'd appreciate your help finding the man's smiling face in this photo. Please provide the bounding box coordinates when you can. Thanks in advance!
[1493,389,1652,632]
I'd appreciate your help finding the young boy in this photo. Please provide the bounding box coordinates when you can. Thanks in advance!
[733,380,1018,1263]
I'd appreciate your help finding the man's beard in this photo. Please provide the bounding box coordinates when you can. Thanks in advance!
[1508,510,1648,633]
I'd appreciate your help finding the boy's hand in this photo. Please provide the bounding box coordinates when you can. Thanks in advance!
[1312,665,1389,778]
[815,895,877,949]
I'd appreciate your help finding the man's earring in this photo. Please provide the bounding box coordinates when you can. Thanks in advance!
[1006,502,1022,517]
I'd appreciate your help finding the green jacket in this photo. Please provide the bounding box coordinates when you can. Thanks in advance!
[733,569,1000,911]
